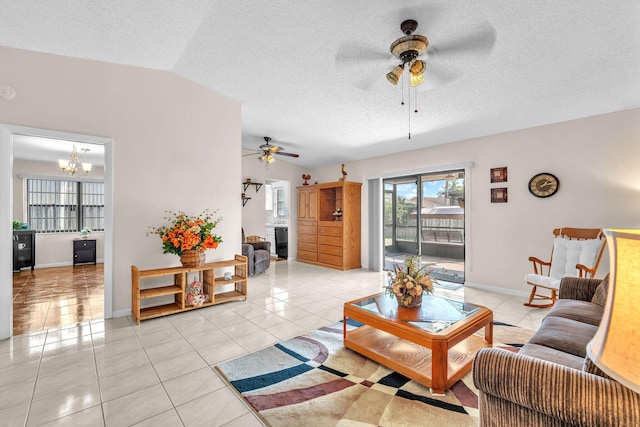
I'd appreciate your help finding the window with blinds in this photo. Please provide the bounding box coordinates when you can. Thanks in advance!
[27,179,104,233]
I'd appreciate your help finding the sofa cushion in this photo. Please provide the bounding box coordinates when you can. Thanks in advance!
[546,299,604,326]
[527,316,598,358]
[591,273,610,306]
[519,343,585,370]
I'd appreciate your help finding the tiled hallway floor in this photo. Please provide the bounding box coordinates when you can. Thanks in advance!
[1,261,549,426]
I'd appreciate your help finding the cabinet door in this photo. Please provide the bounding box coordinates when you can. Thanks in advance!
[298,190,309,220]
[298,188,318,221]
[307,189,318,221]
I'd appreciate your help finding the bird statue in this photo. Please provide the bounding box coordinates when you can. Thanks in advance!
[339,164,347,182]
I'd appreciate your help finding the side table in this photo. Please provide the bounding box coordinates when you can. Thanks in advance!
[73,238,97,265]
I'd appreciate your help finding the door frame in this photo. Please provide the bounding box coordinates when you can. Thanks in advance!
[0,124,114,339]
[367,162,474,276]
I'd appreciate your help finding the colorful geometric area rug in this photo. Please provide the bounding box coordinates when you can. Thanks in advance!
[215,321,535,427]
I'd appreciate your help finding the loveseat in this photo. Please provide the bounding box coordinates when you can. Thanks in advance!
[473,276,640,426]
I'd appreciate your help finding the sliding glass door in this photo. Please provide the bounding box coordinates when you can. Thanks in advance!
[383,170,465,283]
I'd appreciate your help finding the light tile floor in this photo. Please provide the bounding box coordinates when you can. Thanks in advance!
[0,260,549,426]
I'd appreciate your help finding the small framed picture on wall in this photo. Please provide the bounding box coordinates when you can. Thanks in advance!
[491,188,508,203]
[490,167,508,183]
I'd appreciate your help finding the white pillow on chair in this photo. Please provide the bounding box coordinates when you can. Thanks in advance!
[549,237,603,279]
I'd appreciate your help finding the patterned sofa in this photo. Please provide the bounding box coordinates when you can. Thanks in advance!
[473,276,640,426]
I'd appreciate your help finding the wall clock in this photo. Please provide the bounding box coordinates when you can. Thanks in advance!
[528,173,559,198]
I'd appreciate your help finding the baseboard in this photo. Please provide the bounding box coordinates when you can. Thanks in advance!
[34,260,104,269]
[464,281,530,298]
[112,308,131,319]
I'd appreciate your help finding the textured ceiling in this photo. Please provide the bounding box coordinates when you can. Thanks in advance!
[2,1,639,168]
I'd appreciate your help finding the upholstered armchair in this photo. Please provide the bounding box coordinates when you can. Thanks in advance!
[242,229,271,276]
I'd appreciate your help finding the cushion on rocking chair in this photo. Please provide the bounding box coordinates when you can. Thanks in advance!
[525,274,561,289]
[525,237,604,290]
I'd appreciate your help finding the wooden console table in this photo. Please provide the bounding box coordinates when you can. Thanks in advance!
[131,254,248,324]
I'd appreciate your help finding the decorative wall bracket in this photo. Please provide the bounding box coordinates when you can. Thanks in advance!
[243,180,263,192]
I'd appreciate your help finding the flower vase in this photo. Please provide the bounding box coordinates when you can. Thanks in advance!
[396,292,423,308]
[180,250,205,268]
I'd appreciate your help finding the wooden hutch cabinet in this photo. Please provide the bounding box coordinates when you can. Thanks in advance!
[296,181,361,270]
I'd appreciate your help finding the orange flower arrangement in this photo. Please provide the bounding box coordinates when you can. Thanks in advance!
[147,210,222,255]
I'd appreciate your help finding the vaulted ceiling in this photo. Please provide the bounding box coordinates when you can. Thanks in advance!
[2,1,639,168]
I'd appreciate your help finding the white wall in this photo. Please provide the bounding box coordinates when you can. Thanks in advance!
[309,108,640,294]
[0,46,242,338]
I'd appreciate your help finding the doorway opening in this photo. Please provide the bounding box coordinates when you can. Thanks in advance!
[264,179,290,260]
[0,124,113,339]
[383,170,465,283]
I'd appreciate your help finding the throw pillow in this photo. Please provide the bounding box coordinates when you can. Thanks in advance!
[591,273,610,306]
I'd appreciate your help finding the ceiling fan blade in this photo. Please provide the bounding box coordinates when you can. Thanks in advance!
[428,23,496,59]
[275,151,299,158]
[424,62,461,86]
[259,144,280,152]
[335,43,392,66]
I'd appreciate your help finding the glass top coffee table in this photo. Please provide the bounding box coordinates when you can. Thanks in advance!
[343,292,493,395]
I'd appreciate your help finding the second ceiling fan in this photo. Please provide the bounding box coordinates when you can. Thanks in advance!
[244,136,300,165]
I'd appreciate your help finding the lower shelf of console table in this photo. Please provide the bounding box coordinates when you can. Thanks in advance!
[131,254,248,324]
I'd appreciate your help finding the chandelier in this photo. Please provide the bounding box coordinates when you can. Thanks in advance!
[58,145,92,176]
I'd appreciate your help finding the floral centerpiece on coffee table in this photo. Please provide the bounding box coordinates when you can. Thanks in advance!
[147,209,222,267]
[386,254,437,308]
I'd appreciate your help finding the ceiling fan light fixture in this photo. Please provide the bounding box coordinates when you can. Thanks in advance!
[386,64,404,85]
[410,60,426,76]
[259,152,275,164]
[410,74,424,87]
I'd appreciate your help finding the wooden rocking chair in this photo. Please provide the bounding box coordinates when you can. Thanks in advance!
[524,227,606,308]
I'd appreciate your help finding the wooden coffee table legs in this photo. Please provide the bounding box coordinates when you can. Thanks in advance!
[430,340,448,395]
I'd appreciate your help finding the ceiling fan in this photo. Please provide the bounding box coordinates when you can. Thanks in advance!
[334,12,496,90]
[243,137,300,165]
[385,19,429,87]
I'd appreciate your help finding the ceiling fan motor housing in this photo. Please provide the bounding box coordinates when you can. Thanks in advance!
[390,35,429,63]
[400,19,418,35]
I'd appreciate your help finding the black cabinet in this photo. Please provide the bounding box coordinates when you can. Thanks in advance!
[275,226,288,259]
[74,239,97,265]
[13,230,36,272]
